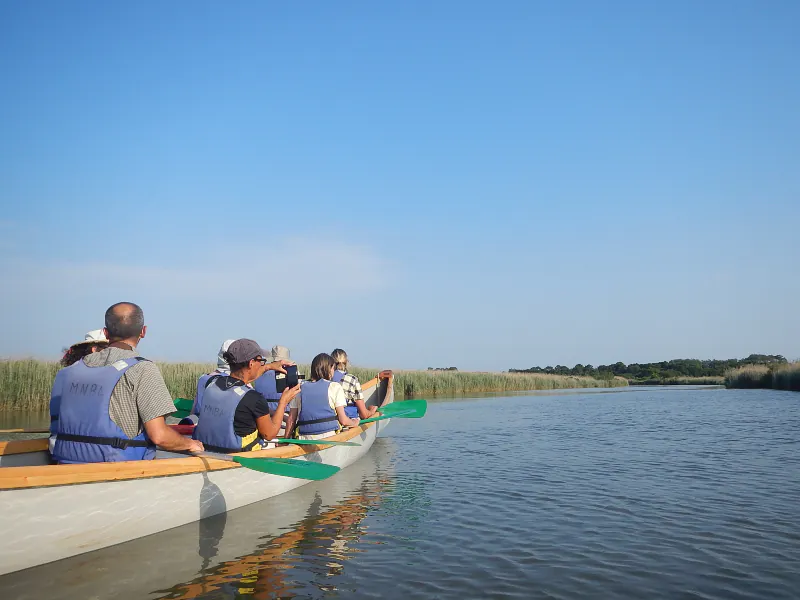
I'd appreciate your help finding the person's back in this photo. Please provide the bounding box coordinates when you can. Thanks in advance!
[253,345,293,437]
[193,339,300,452]
[51,302,203,463]
[295,353,359,440]
[330,348,377,420]
[191,339,235,419]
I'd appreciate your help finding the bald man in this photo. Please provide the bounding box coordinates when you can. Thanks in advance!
[51,302,203,463]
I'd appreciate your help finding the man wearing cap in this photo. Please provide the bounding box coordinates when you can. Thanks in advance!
[51,302,204,463]
[253,345,297,438]
[192,339,301,453]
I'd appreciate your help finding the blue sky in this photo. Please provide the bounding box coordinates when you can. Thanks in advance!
[1,1,798,371]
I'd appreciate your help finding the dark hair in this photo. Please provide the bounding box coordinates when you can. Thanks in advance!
[60,342,108,367]
[104,302,144,341]
[311,353,335,382]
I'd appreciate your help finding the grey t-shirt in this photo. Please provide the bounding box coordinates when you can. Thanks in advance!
[82,347,176,438]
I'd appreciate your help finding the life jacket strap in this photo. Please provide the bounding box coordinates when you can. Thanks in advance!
[57,432,151,450]
[201,437,260,454]
[297,416,339,426]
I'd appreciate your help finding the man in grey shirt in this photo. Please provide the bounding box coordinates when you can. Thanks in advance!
[51,302,203,462]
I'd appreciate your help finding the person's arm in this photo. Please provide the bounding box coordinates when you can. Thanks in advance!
[331,383,359,428]
[256,384,301,440]
[283,401,299,439]
[335,405,359,428]
[128,361,202,453]
[265,359,295,375]
[354,399,377,419]
[144,416,204,453]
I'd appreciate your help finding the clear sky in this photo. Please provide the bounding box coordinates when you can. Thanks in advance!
[1,1,798,371]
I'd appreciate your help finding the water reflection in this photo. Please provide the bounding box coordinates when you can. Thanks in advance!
[157,472,388,599]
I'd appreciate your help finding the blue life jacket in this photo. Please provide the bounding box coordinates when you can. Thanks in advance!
[254,371,281,401]
[52,358,156,464]
[331,370,359,418]
[298,380,339,435]
[254,372,293,415]
[193,372,224,416]
[193,377,258,453]
[49,368,69,437]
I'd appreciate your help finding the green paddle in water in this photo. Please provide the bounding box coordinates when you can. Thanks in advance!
[194,451,340,480]
[360,399,428,424]
[272,438,360,447]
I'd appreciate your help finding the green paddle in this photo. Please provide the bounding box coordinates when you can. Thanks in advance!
[360,399,428,424]
[272,438,360,447]
[194,451,340,480]
[174,398,194,412]
[379,399,427,417]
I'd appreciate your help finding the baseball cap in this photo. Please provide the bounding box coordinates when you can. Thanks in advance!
[224,339,268,364]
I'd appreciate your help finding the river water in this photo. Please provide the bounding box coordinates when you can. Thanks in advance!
[0,386,798,599]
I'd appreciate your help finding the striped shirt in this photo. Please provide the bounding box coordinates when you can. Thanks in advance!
[83,347,176,439]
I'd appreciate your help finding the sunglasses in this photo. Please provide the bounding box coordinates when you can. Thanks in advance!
[253,356,269,365]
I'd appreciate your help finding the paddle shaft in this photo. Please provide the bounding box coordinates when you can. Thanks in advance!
[0,428,50,434]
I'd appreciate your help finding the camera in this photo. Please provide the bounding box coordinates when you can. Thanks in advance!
[275,366,302,392]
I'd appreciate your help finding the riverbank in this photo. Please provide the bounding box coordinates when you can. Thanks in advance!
[629,376,724,386]
[725,362,800,391]
[0,359,627,411]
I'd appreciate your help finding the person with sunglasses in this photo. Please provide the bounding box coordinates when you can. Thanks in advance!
[192,339,300,453]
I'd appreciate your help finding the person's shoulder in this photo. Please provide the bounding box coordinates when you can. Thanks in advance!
[128,356,161,376]
[241,388,269,407]
[343,372,361,384]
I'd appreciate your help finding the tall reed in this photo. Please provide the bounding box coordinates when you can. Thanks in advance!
[770,362,800,391]
[0,360,628,411]
[723,363,800,390]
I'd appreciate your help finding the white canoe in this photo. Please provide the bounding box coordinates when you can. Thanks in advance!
[0,436,395,599]
[0,371,394,577]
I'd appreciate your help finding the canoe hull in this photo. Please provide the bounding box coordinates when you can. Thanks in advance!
[0,372,394,576]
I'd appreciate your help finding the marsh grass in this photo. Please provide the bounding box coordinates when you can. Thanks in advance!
[724,363,800,391]
[0,359,627,411]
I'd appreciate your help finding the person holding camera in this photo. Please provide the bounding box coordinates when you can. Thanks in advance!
[290,353,360,441]
[253,345,296,438]
[192,339,300,453]
[331,348,377,420]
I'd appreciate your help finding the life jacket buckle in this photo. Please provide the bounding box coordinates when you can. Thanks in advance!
[111,438,130,450]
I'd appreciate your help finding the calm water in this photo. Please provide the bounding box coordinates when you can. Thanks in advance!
[1,386,799,599]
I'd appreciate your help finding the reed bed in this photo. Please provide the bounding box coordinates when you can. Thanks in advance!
[724,363,800,391]
[0,359,627,411]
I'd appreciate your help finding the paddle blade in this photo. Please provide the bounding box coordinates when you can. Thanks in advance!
[274,438,361,447]
[360,401,428,424]
[381,399,427,418]
[173,398,194,412]
[232,456,340,480]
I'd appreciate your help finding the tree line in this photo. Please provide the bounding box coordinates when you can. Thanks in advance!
[509,354,788,381]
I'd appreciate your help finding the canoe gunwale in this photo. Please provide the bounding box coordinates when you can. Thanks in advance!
[0,371,393,491]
